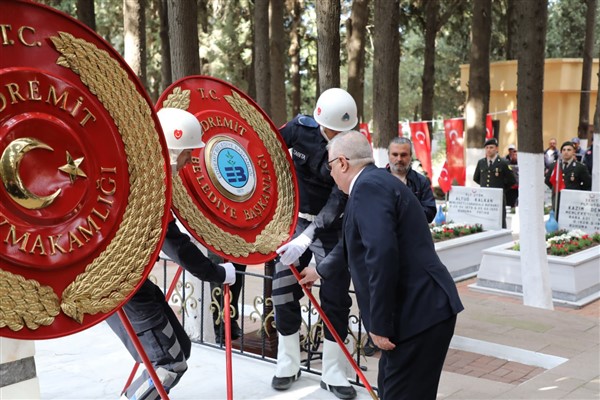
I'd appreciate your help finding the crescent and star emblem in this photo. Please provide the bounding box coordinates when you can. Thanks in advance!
[449,130,459,145]
[415,130,426,144]
[0,137,86,210]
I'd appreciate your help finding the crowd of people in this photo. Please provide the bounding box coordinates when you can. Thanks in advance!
[113,88,595,400]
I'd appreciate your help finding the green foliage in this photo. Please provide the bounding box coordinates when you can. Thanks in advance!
[546,0,600,58]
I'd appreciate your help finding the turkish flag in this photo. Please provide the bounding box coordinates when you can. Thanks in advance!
[512,109,518,131]
[443,118,465,186]
[409,121,432,180]
[549,162,565,193]
[485,114,494,139]
[359,123,372,145]
[438,160,452,193]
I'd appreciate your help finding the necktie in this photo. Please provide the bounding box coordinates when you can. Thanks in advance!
[488,160,492,168]
[563,162,568,170]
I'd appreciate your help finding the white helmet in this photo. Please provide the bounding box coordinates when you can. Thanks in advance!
[157,108,205,150]
[313,88,358,131]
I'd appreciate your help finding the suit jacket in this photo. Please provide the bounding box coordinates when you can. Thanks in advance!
[343,165,463,342]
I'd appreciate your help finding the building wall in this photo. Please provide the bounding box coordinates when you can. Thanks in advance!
[460,58,599,154]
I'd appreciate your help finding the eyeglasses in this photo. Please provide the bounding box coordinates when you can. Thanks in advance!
[326,156,350,171]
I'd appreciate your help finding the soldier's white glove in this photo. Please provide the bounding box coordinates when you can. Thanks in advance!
[220,262,236,285]
[276,234,312,266]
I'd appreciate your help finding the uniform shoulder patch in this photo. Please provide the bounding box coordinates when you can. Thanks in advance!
[297,115,319,128]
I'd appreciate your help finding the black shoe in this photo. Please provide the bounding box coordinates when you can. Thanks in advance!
[271,370,301,390]
[320,381,357,399]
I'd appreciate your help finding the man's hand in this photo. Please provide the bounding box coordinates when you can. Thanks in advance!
[369,332,395,351]
[276,234,312,266]
[220,262,236,285]
[298,266,320,289]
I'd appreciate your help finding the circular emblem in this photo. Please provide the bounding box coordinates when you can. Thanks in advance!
[157,76,299,264]
[0,1,171,339]
[206,136,256,201]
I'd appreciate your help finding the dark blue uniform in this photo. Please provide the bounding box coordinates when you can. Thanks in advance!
[385,166,436,223]
[273,115,350,342]
[107,218,227,400]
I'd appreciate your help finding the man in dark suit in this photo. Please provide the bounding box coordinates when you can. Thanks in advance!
[322,131,464,399]
[473,138,516,228]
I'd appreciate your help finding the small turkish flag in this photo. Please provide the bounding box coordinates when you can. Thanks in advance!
[438,161,452,193]
[485,114,494,139]
[359,123,372,145]
[549,162,565,193]
[409,121,432,180]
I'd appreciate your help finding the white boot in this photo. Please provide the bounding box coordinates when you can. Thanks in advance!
[320,339,356,399]
[272,332,301,390]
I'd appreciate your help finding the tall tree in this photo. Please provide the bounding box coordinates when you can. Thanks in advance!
[504,0,517,59]
[287,0,302,116]
[373,0,400,148]
[270,0,287,126]
[578,0,597,138]
[346,0,369,123]
[159,0,171,91]
[124,0,147,88]
[316,0,341,92]
[419,0,462,127]
[593,47,600,192]
[254,0,271,114]
[76,0,96,31]
[515,0,553,310]
[167,0,200,80]
[465,0,491,150]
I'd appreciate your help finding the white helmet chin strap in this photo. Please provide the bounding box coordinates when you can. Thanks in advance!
[169,148,184,176]
[320,126,331,142]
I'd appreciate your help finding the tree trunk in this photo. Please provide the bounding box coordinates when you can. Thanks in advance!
[505,0,518,59]
[254,0,271,114]
[515,0,553,310]
[346,0,369,123]
[593,47,600,192]
[465,0,491,150]
[316,0,341,92]
[159,0,172,91]
[373,0,400,149]
[124,0,147,88]
[578,0,597,138]
[168,0,200,80]
[270,0,287,126]
[76,0,96,31]
[420,0,439,126]
[287,0,302,116]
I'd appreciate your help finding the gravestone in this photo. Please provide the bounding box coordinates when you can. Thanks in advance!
[448,187,503,230]
[558,190,600,234]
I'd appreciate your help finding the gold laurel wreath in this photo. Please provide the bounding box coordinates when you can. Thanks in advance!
[0,32,167,330]
[168,90,295,257]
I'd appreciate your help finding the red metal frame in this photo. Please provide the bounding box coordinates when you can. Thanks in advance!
[117,309,170,400]
[121,265,234,399]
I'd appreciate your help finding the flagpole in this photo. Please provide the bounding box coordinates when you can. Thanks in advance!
[553,162,560,215]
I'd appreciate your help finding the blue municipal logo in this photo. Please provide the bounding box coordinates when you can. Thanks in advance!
[217,149,249,188]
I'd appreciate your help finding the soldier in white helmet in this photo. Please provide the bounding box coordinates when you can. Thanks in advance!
[106,108,236,400]
[272,88,358,399]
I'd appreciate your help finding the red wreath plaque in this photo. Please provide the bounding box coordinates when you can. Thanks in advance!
[157,76,298,264]
[0,1,171,339]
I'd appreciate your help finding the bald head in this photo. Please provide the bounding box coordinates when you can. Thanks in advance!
[327,130,374,166]
[326,131,374,194]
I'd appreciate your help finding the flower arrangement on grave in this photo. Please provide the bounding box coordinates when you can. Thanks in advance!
[430,222,484,242]
[511,229,600,256]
